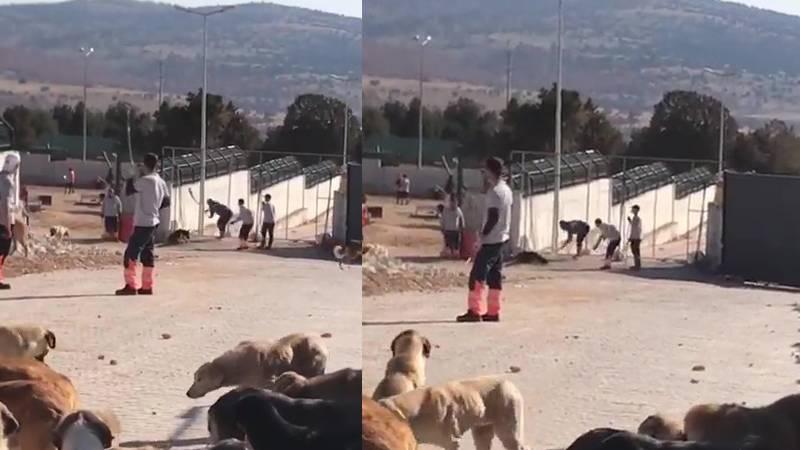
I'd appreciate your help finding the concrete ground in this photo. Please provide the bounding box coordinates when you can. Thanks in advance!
[362,255,800,450]
[1,238,361,447]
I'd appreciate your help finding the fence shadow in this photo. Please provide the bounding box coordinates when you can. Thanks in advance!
[615,264,800,293]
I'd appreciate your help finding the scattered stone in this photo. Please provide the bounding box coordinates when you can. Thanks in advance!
[690,379,699,384]
[692,365,706,372]
[363,244,464,297]
[161,333,172,340]
[320,332,333,338]
[98,355,105,360]
[508,366,522,373]
[109,360,118,366]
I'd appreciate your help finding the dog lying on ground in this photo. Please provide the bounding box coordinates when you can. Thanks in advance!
[333,241,367,268]
[0,380,77,450]
[564,427,770,450]
[0,402,19,450]
[274,368,362,401]
[379,376,529,450]
[373,330,431,400]
[0,326,56,362]
[684,395,800,450]
[362,396,416,450]
[234,389,360,450]
[638,414,687,440]
[51,410,119,450]
[49,226,70,240]
[187,333,328,399]
[166,229,191,245]
[0,357,77,410]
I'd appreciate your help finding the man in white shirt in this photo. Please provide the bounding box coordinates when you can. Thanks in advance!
[400,174,411,205]
[593,218,622,270]
[627,204,642,271]
[457,157,513,323]
[439,197,465,258]
[0,153,19,290]
[230,198,255,251]
[260,194,277,249]
[100,188,122,240]
[116,153,170,296]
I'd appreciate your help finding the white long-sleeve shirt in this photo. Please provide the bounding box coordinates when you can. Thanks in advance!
[233,205,255,225]
[262,202,277,224]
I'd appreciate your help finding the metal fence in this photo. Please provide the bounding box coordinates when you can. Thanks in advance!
[160,146,344,243]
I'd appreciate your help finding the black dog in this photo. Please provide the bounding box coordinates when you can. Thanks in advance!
[234,389,360,450]
[208,387,259,442]
[566,428,771,450]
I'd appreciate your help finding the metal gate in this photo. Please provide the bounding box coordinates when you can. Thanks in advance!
[722,172,800,286]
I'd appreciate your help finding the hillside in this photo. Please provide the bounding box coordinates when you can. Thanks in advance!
[0,0,361,123]
[363,0,800,127]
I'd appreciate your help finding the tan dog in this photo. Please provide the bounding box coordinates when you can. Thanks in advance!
[186,333,328,399]
[0,380,76,450]
[274,368,362,402]
[372,330,431,400]
[52,410,119,450]
[0,402,19,450]
[0,357,78,411]
[638,414,686,440]
[379,376,529,450]
[0,326,57,362]
[684,396,799,450]
[11,207,28,258]
[362,396,416,450]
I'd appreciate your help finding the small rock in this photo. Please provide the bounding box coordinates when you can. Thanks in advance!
[161,333,172,340]
[97,355,105,360]
[692,365,706,372]
[508,366,522,373]
[109,360,118,366]
[97,315,102,319]
[321,332,333,338]
[152,411,157,415]
[690,379,699,384]
[748,363,754,368]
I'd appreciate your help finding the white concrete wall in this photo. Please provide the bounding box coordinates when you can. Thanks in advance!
[19,153,131,188]
[0,151,20,209]
[611,183,674,242]
[302,176,342,225]
[363,158,482,197]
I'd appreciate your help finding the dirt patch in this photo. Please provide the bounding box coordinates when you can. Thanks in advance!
[5,234,120,278]
[362,244,464,297]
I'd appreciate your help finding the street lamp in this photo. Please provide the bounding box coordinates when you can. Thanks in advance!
[552,0,564,253]
[328,74,351,166]
[703,67,736,175]
[175,5,235,235]
[80,47,94,161]
[414,34,432,168]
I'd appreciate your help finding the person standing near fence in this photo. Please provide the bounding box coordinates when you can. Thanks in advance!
[116,153,170,296]
[260,194,276,250]
[457,157,512,323]
[100,188,122,240]
[65,167,76,194]
[627,205,642,271]
[207,199,233,239]
[440,197,465,258]
[231,199,255,251]
[0,154,19,290]
[593,218,621,270]
[400,174,411,205]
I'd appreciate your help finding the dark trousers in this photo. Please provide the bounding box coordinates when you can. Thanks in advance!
[217,212,232,236]
[104,216,119,234]
[469,242,506,290]
[124,226,157,268]
[261,222,275,248]
[444,230,460,251]
[0,225,10,260]
[239,223,254,241]
[605,239,621,260]
[629,239,642,267]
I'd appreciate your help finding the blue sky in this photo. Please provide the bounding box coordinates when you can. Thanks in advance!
[0,0,362,18]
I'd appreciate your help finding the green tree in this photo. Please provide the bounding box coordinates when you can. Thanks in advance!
[2,105,57,149]
[362,105,389,138]
[103,102,153,155]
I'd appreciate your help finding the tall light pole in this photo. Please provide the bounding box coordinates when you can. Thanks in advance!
[80,47,94,161]
[328,74,351,165]
[703,67,736,175]
[552,0,564,252]
[175,5,235,235]
[414,34,432,168]
[505,41,514,107]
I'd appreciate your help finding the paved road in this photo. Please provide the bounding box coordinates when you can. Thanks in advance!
[1,239,361,447]
[363,257,800,450]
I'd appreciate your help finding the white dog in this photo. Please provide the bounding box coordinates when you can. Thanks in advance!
[49,226,70,240]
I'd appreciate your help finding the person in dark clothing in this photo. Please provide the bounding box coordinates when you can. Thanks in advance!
[558,220,591,258]
[207,199,233,239]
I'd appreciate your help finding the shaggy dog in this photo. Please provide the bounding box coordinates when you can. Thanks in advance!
[0,380,77,450]
[362,396,416,450]
[49,226,70,240]
[564,428,770,450]
[0,326,57,362]
[638,414,687,440]
[166,229,191,245]
[0,402,19,450]
[186,333,328,399]
[373,330,431,400]
[52,410,118,450]
[379,376,528,450]
[233,389,360,450]
[273,368,361,401]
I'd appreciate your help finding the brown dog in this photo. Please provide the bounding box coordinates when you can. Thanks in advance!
[0,401,19,450]
[362,396,416,450]
[684,395,800,450]
[372,330,431,400]
[52,410,119,450]
[0,357,77,411]
[0,326,57,362]
[186,333,328,399]
[274,368,361,402]
[0,380,76,450]
[638,414,686,440]
[379,376,528,450]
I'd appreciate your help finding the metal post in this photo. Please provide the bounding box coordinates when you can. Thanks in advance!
[158,59,164,107]
[718,103,725,175]
[695,185,708,260]
[521,153,527,250]
[551,0,564,253]
[199,14,208,236]
[342,107,349,166]
[417,45,424,168]
[81,48,93,161]
[505,41,512,107]
[315,181,320,238]
[285,178,290,240]
[651,188,658,258]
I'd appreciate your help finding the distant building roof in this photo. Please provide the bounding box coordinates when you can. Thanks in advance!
[363,135,459,166]
[30,134,121,160]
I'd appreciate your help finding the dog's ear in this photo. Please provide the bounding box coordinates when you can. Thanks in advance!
[390,334,400,355]
[82,410,115,448]
[422,337,432,358]
[45,330,57,349]
[0,405,18,437]
[52,411,81,449]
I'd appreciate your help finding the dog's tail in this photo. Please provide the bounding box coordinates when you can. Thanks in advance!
[333,245,346,261]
